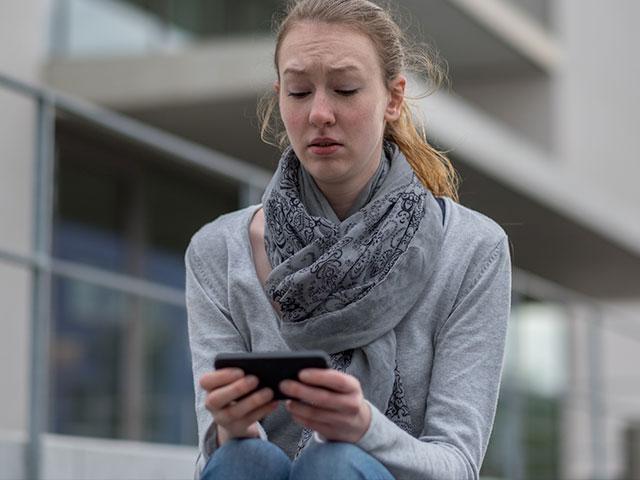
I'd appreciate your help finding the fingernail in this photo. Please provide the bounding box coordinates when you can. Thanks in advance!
[246,375,258,384]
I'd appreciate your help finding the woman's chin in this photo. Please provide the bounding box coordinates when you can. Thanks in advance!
[304,163,350,186]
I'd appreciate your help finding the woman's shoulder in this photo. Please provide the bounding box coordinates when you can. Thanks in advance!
[428,198,510,307]
[439,196,508,261]
[186,205,258,267]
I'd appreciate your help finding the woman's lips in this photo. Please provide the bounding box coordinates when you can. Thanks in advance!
[308,138,342,155]
[309,144,341,155]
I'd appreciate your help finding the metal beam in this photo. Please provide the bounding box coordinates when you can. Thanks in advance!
[26,95,56,480]
[0,71,272,190]
[0,248,185,308]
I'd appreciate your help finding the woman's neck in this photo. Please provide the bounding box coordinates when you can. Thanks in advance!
[316,171,374,221]
[323,189,361,221]
[315,149,383,221]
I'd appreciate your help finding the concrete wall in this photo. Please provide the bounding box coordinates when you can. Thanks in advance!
[0,431,197,480]
[558,2,640,477]
[0,0,51,431]
[559,0,640,210]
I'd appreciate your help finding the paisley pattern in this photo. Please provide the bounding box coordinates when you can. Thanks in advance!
[263,142,426,453]
[385,366,413,433]
[264,145,426,324]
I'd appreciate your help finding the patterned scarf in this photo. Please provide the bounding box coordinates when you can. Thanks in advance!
[262,141,444,451]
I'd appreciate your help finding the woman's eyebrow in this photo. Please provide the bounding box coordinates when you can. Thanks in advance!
[282,64,362,76]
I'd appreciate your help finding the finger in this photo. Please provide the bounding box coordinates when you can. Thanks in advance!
[241,400,279,427]
[206,375,259,411]
[279,380,360,414]
[298,369,360,393]
[219,388,274,424]
[224,400,279,434]
[286,399,350,425]
[199,368,244,390]
[289,411,333,436]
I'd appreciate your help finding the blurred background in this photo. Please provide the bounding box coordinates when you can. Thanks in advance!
[1,1,639,479]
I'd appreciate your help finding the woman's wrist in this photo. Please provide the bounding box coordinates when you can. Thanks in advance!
[355,400,372,442]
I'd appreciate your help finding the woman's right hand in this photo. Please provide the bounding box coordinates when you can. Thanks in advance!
[199,368,278,445]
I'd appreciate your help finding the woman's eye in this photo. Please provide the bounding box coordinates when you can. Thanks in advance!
[336,89,358,96]
[288,92,309,98]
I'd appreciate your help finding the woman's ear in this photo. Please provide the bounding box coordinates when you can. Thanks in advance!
[384,75,406,122]
[274,80,280,95]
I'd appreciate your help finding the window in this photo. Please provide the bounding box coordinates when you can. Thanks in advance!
[50,119,240,444]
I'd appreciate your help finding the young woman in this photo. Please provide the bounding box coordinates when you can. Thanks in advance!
[186,1,511,479]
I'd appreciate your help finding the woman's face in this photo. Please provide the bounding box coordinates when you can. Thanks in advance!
[276,21,405,191]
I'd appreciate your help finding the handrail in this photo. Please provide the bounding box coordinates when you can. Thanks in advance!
[0,71,273,190]
[0,249,185,308]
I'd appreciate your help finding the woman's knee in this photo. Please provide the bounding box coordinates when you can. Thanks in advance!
[290,442,393,480]
[202,438,290,480]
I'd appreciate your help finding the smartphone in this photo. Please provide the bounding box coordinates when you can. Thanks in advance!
[214,350,330,400]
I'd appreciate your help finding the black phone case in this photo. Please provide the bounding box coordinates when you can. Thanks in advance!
[214,351,330,400]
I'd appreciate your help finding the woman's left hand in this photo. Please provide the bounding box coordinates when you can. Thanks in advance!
[279,369,371,443]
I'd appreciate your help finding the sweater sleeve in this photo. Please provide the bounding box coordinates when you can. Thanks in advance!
[353,237,512,480]
[185,239,268,477]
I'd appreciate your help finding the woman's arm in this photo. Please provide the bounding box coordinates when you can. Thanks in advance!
[349,237,512,480]
[185,239,270,468]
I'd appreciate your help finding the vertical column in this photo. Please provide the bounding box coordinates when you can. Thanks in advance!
[587,307,606,479]
[623,422,640,480]
[26,96,56,480]
[120,171,147,441]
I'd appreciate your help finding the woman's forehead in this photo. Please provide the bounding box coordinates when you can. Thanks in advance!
[278,22,379,76]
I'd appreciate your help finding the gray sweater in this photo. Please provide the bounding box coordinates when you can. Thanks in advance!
[186,197,511,480]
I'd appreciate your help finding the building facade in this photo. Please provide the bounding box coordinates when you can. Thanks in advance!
[1,1,639,479]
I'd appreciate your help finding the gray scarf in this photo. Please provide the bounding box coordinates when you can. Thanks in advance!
[262,141,444,449]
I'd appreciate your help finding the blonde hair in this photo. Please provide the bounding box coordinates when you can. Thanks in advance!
[258,0,459,201]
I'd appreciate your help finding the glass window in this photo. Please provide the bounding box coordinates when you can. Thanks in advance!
[50,276,197,444]
[123,0,282,36]
[50,0,283,58]
[53,120,239,287]
[50,120,241,445]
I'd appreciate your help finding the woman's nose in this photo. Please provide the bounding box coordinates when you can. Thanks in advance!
[308,92,335,127]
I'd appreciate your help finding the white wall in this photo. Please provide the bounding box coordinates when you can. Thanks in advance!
[0,432,197,480]
[559,0,640,210]
[0,0,51,431]
[558,3,640,477]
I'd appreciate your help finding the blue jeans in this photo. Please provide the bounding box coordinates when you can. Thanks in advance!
[202,438,395,479]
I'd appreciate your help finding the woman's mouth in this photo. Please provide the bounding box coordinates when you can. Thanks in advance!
[308,138,342,155]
